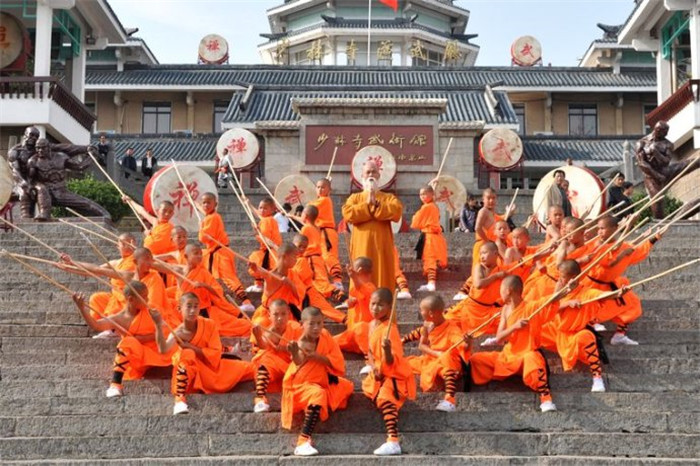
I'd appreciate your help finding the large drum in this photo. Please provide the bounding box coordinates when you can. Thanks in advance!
[432,175,467,218]
[0,157,13,209]
[351,145,397,190]
[479,128,523,171]
[198,34,229,64]
[532,166,606,226]
[143,165,218,233]
[274,174,317,209]
[511,35,543,67]
[216,128,259,171]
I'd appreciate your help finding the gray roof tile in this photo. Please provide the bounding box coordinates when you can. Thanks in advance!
[522,136,637,163]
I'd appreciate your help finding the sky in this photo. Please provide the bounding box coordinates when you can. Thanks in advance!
[109,0,636,66]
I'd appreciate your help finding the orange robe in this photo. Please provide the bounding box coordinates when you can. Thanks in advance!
[471,298,554,394]
[524,242,594,301]
[300,223,335,297]
[506,245,540,283]
[163,248,187,295]
[252,268,305,327]
[540,286,604,371]
[407,320,469,393]
[144,221,175,255]
[309,195,342,282]
[178,265,251,337]
[342,191,403,290]
[116,308,175,380]
[199,212,229,249]
[394,245,409,292]
[248,216,282,280]
[251,321,304,393]
[293,257,346,323]
[89,255,136,319]
[411,201,448,279]
[281,329,353,429]
[584,240,652,327]
[446,265,504,336]
[170,316,254,395]
[204,246,248,303]
[140,269,180,328]
[472,212,503,267]
[362,320,416,408]
[334,282,376,354]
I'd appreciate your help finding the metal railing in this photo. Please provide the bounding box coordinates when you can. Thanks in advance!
[646,79,700,128]
[0,76,96,131]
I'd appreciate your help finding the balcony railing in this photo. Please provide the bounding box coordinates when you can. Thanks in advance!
[0,77,96,131]
[646,79,700,128]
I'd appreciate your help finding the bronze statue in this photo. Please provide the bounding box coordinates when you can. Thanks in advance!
[8,126,40,218]
[635,120,699,218]
[27,138,111,221]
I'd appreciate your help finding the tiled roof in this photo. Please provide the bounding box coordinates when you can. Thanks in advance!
[85,65,656,89]
[522,136,638,163]
[92,134,217,162]
[223,89,517,125]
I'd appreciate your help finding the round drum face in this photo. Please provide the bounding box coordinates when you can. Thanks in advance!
[532,166,605,226]
[479,128,523,170]
[216,129,259,170]
[432,175,467,218]
[351,145,397,190]
[274,175,317,209]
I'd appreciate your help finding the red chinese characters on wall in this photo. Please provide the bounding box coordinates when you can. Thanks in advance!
[305,125,434,166]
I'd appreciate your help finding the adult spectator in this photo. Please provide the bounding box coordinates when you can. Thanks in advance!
[141,148,158,179]
[275,202,292,233]
[121,147,137,179]
[96,134,110,167]
[552,169,572,217]
[457,195,480,232]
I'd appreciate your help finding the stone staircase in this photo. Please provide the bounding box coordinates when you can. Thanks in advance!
[0,221,698,464]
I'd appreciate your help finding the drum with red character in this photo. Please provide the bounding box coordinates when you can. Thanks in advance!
[431,175,467,218]
[351,145,397,190]
[143,165,218,233]
[274,174,317,209]
[216,128,259,171]
[479,128,523,171]
[532,165,606,226]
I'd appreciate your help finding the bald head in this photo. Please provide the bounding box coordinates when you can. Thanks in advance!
[278,242,298,256]
[559,259,581,277]
[372,287,394,306]
[548,205,564,216]
[185,243,201,255]
[512,227,529,238]
[301,306,322,321]
[598,215,619,229]
[481,241,499,254]
[420,294,445,313]
[123,280,148,298]
[353,256,373,272]
[303,205,319,222]
[292,233,308,247]
[502,275,523,294]
[133,247,153,261]
[362,161,380,180]
[563,217,584,230]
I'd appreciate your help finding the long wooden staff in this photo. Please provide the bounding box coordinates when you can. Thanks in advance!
[0,250,133,336]
[583,174,622,218]
[326,147,338,181]
[204,234,286,282]
[636,155,699,214]
[65,207,122,241]
[435,137,454,180]
[255,177,302,233]
[57,218,120,246]
[444,311,501,353]
[579,257,700,306]
[170,159,204,223]
[85,150,149,231]
[4,251,62,266]
[504,187,519,220]
[225,178,277,260]
[610,194,649,218]
[385,288,399,339]
[525,190,550,229]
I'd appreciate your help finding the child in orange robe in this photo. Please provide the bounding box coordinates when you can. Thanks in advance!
[308,178,344,288]
[470,188,514,270]
[407,294,470,412]
[247,197,283,292]
[157,226,188,292]
[503,227,552,283]
[251,299,304,413]
[203,244,255,313]
[251,242,304,327]
[282,306,353,456]
[300,205,346,302]
[334,257,377,370]
[198,192,229,251]
[470,275,560,412]
[122,195,176,256]
[445,242,505,340]
[410,185,448,292]
[544,205,564,243]
[362,288,416,456]
[493,219,511,260]
[151,292,255,415]
[71,281,175,398]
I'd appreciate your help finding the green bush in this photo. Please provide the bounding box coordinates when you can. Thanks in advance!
[52,175,131,222]
[629,191,683,223]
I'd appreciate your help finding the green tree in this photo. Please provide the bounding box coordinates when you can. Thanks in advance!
[52,175,131,222]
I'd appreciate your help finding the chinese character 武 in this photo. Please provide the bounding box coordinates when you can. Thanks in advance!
[285,185,305,205]
[314,132,329,150]
[368,134,384,145]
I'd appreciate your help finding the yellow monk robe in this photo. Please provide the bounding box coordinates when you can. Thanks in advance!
[248,216,283,281]
[584,240,653,328]
[524,242,594,302]
[540,286,605,374]
[334,281,376,354]
[178,264,251,337]
[293,257,346,323]
[472,213,503,267]
[410,201,448,282]
[251,321,304,393]
[446,266,504,336]
[204,246,249,304]
[470,298,555,401]
[252,269,306,327]
[114,307,175,380]
[171,316,254,395]
[300,223,336,297]
[342,191,403,290]
[362,320,416,408]
[89,255,136,319]
[309,195,343,283]
[144,221,175,255]
[407,320,470,393]
[140,269,181,328]
[198,211,229,249]
[281,329,353,429]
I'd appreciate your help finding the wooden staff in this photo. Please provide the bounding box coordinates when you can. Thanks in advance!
[610,194,649,218]
[170,159,203,223]
[4,251,61,267]
[65,207,122,241]
[0,249,133,336]
[504,187,519,220]
[579,257,700,306]
[385,288,399,339]
[225,294,288,342]
[326,146,338,181]
[85,149,149,231]
[435,137,454,180]
[225,178,277,260]
[444,311,501,353]
[637,155,699,214]
[584,174,622,218]
[255,176,302,233]
[630,206,684,247]
[556,202,625,244]
[204,234,286,281]
[57,218,120,246]
[525,191,549,229]
[227,157,260,225]
[0,217,65,256]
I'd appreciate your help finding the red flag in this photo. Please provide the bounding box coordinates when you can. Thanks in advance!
[379,0,398,11]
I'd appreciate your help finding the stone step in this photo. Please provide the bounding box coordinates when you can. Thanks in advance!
[0,431,698,461]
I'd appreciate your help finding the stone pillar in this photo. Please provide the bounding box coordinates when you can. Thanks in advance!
[33,2,53,77]
[186,91,195,131]
[70,44,87,102]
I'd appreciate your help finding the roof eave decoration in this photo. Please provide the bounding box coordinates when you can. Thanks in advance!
[291,97,449,113]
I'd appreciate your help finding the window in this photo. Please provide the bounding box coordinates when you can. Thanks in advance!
[513,104,526,135]
[568,104,597,136]
[142,102,171,134]
[213,101,228,134]
[643,104,656,134]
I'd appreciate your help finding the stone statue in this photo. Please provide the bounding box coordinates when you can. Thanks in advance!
[635,120,699,218]
[26,138,111,221]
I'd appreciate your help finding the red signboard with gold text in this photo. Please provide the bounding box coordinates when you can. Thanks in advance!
[305,125,434,166]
